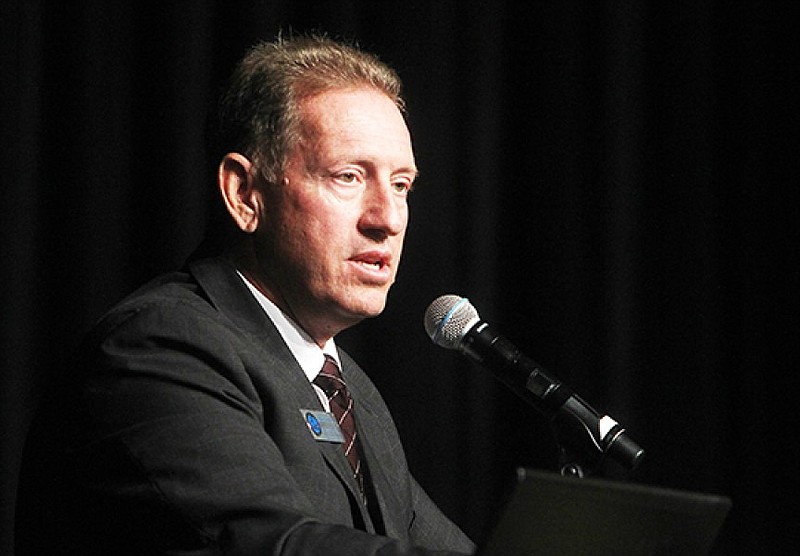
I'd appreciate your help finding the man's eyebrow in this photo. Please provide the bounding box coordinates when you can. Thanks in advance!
[405,169,421,191]
[351,159,419,179]
[397,166,420,179]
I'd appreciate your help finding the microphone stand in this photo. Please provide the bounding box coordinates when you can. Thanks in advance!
[549,394,643,478]
[551,403,601,478]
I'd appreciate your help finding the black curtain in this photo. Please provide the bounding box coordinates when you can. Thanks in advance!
[2,1,797,554]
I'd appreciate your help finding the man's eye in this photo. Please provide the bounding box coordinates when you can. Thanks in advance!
[336,172,359,184]
[393,180,413,193]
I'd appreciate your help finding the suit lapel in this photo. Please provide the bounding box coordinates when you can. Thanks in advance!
[187,257,375,530]
[339,355,406,538]
[356,417,399,537]
[189,257,312,401]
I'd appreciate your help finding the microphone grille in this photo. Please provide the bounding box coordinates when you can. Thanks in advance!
[424,295,480,350]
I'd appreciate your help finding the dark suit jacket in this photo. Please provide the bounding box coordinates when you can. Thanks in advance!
[15,257,475,555]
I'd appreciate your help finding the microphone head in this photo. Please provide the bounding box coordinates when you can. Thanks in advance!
[424,295,480,350]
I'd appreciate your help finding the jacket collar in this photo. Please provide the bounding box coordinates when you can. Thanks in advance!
[186,256,275,339]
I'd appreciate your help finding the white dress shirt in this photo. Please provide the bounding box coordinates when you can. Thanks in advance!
[238,272,339,411]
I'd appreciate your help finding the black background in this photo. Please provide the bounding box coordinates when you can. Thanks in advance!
[2,1,798,554]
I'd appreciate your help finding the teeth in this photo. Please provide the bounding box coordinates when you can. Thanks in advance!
[355,258,384,269]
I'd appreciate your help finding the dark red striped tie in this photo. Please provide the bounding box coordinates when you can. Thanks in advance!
[314,355,363,492]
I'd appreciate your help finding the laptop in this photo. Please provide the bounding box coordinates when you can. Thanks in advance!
[480,468,731,556]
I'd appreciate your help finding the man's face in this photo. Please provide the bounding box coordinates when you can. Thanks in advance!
[254,87,416,343]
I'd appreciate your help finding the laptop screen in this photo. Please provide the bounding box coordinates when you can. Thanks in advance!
[480,468,731,556]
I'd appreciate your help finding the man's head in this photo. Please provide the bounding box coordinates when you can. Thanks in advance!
[213,34,406,189]
[213,36,417,345]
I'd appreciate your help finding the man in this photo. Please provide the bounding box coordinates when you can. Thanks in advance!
[15,35,475,555]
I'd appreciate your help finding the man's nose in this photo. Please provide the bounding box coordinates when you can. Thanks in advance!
[359,180,407,239]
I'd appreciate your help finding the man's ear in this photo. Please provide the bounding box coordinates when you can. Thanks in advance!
[218,153,262,233]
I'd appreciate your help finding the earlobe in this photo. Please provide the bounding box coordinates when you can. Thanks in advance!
[218,153,262,233]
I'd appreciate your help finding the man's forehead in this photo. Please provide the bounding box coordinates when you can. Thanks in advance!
[296,88,415,166]
[300,87,404,127]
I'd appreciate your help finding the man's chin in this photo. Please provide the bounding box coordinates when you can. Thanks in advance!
[341,293,389,321]
[350,302,387,321]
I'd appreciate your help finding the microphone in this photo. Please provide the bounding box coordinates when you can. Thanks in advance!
[424,294,644,472]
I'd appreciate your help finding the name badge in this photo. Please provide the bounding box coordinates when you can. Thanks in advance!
[300,409,345,443]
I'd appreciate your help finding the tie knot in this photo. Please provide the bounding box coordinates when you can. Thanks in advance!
[314,355,346,397]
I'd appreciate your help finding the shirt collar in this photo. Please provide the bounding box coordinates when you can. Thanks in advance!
[237,271,340,382]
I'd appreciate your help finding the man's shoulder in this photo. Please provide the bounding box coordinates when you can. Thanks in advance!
[101,270,205,324]
[87,258,241,344]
